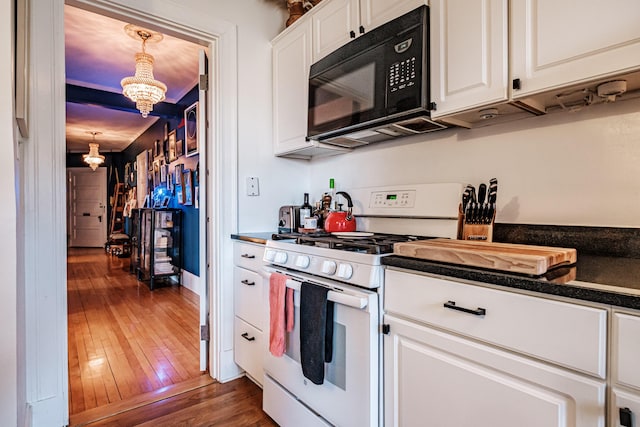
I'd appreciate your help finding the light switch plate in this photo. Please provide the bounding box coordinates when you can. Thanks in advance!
[246,177,259,196]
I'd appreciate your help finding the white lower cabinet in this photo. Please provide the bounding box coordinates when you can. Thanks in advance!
[234,317,265,385]
[384,314,606,427]
[384,268,607,427]
[233,241,266,385]
[611,311,640,426]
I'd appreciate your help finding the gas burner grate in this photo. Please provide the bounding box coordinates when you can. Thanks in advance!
[273,232,438,254]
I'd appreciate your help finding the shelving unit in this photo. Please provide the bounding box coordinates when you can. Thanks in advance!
[133,208,182,290]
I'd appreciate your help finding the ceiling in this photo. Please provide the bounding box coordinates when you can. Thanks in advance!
[64,5,204,153]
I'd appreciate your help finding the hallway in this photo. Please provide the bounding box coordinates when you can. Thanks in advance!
[67,248,201,416]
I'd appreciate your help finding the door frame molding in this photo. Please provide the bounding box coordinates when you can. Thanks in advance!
[22,1,239,425]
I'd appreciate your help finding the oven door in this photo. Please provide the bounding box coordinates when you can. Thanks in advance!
[262,267,379,427]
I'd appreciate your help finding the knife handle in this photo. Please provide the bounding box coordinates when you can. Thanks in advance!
[478,183,487,205]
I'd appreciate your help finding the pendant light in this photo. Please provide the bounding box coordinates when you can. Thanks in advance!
[120,25,167,118]
[83,131,105,171]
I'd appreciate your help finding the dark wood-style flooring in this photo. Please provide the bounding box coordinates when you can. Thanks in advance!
[67,248,275,426]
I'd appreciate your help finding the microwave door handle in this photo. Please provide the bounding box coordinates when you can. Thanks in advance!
[262,267,368,309]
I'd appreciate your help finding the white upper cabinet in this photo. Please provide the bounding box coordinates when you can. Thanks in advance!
[272,20,313,156]
[511,0,640,97]
[430,0,509,118]
[312,0,359,62]
[312,0,427,62]
[431,0,640,128]
[360,0,427,36]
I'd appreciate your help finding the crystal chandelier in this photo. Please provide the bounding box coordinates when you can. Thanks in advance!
[121,25,167,118]
[83,131,105,171]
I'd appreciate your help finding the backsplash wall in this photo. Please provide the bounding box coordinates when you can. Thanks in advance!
[309,96,640,228]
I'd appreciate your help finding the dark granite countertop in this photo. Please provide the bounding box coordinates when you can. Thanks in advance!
[230,232,276,245]
[384,223,640,310]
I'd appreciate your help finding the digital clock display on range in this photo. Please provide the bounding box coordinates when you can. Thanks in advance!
[386,194,397,200]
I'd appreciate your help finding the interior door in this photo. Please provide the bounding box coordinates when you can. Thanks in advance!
[67,167,107,247]
[198,48,209,372]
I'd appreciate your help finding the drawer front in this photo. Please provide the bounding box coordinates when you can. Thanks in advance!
[611,387,640,427]
[233,241,265,271]
[263,375,332,427]
[234,266,265,330]
[385,269,607,377]
[234,316,264,385]
[613,312,640,390]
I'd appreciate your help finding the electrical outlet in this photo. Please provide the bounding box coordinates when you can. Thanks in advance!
[246,177,259,196]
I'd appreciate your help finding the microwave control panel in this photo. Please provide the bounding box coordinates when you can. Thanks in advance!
[389,56,416,93]
[369,190,416,208]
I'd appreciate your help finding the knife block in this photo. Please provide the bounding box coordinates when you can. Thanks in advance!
[457,203,495,242]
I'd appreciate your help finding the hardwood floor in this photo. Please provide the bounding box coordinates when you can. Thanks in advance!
[67,248,201,416]
[75,376,277,427]
[68,248,276,426]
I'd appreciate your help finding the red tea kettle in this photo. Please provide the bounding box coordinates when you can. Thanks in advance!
[324,191,356,232]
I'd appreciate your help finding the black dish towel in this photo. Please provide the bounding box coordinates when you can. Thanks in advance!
[300,282,334,385]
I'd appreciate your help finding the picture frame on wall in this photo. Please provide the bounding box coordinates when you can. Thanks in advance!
[168,130,177,162]
[154,139,163,158]
[176,139,184,158]
[160,161,168,183]
[176,186,183,205]
[147,149,154,171]
[174,163,183,185]
[185,102,199,157]
[183,169,193,205]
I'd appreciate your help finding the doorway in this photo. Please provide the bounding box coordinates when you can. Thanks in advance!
[67,167,107,248]
[64,3,211,420]
[23,1,239,424]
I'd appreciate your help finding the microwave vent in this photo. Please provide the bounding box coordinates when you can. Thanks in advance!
[393,116,448,133]
[323,136,370,148]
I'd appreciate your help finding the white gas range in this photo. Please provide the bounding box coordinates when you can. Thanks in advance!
[262,183,463,427]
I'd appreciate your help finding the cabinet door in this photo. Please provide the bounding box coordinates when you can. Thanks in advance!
[384,314,606,427]
[613,312,640,390]
[611,388,640,427]
[311,0,359,62]
[272,20,313,155]
[234,317,264,386]
[511,0,640,97]
[361,0,426,34]
[430,0,508,118]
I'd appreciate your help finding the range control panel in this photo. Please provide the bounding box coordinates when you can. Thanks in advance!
[369,190,416,208]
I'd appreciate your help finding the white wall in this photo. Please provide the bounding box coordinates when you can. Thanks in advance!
[309,97,640,227]
[1,0,18,425]
[226,2,311,232]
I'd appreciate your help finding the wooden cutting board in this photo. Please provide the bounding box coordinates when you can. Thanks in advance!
[393,239,577,275]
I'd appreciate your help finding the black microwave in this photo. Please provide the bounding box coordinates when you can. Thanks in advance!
[307,6,446,148]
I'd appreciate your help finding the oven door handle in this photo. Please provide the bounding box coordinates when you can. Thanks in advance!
[262,267,368,310]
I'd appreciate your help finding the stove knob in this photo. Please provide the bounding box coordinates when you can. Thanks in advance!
[274,251,288,264]
[295,255,310,269]
[264,249,276,262]
[337,263,353,280]
[321,260,337,275]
